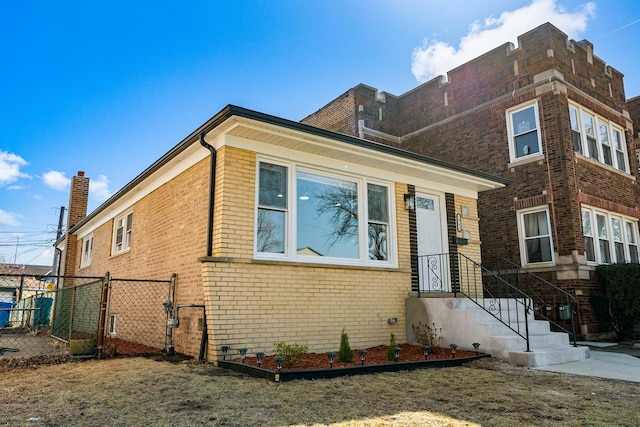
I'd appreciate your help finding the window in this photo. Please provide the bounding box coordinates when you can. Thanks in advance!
[612,129,627,172]
[517,207,554,266]
[570,103,629,172]
[582,206,640,264]
[626,221,639,263]
[598,120,613,166]
[582,209,596,262]
[257,163,287,254]
[583,113,598,161]
[108,314,117,335]
[256,160,394,266]
[80,235,93,268]
[569,105,582,152]
[367,183,389,261]
[507,102,542,162]
[112,211,133,255]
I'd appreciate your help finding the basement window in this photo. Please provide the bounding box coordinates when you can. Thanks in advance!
[108,314,117,335]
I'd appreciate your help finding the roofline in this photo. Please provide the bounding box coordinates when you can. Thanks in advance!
[64,104,509,237]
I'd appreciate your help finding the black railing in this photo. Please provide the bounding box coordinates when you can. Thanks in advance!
[495,259,578,346]
[415,253,532,351]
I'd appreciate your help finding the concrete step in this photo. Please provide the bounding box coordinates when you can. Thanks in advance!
[508,346,590,367]
[407,297,590,368]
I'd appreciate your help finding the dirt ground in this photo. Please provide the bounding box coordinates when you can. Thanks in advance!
[1,355,639,427]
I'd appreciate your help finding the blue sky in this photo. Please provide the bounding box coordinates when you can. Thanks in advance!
[1,0,639,266]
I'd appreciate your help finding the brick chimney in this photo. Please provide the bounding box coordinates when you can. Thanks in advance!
[62,171,90,277]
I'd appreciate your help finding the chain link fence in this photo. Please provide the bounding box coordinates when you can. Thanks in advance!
[0,273,172,365]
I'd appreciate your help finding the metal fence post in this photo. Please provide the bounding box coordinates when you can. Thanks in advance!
[96,272,111,358]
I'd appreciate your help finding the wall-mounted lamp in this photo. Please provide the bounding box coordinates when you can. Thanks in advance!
[404,194,416,210]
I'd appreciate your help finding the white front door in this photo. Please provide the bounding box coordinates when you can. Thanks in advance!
[415,192,449,292]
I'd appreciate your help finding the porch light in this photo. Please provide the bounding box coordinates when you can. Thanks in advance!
[359,349,368,365]
[422,344,431,360]
[221,345,229,360]
[275,356,285,372]
[449,344,458,358]
[472,342,480,355]
[256,352,265,367]
[239,348,248,364]
[393,346,401,362]
[404,194,416,210]
[327,351,336,368]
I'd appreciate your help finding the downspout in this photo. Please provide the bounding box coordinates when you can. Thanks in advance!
[199,132,217,257]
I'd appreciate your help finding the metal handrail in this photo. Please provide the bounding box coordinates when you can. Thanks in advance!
[496,259,578,346]
[415,253,531,351]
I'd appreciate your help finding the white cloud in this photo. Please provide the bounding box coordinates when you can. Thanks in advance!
[90,174,112,202]
[411,0,596,83]
[0,209,21,226]
[0,150,30,186]
[42,170,71,191]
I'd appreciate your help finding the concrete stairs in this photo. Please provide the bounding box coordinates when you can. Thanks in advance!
[407,297,590,367]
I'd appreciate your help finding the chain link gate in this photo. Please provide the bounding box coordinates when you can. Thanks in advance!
[0,273,173,363]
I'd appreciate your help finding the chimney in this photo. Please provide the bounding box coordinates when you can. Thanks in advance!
[67,171,90,229]
[62,171,90,278]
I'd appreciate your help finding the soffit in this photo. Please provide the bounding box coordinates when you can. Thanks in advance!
[212,117,505,193]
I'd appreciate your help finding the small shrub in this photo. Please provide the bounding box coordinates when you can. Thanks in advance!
[337,328,354,363]
[274,341,308,367]
[386,333,398,361]
[412,322,442,347]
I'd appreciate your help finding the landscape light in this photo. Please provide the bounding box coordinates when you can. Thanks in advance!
[393,346,401,362]
[422,344,431,360]
[449,344,457,358]
[359,349,368,365]
[327,351,336,368]
[473,342,480,355]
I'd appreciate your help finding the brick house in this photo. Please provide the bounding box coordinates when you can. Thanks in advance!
[302,23,639,340]
[57,105,507,360]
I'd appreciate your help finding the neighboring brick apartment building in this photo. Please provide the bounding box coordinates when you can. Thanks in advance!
[57,106,505,360]
[302,23,639,339]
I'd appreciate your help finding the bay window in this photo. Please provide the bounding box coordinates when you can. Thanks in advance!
[570,102,628,172]
[256,160,394,266]
[582,206,640,264]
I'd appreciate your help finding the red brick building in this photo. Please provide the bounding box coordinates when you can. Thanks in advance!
[302,23,639,339]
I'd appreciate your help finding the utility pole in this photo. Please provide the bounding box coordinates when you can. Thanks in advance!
[51,206,66,275]
[56,206,66,240]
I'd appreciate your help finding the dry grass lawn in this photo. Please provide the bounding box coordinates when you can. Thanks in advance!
[1,356,639,426]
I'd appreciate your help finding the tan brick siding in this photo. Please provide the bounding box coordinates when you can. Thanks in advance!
[203,262,410,359]
[72,158,210,356]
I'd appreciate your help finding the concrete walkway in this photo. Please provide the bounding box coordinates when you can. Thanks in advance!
[533,342,640,382]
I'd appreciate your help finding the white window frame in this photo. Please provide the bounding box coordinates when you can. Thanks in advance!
[255,158,397,267]
[80,234,93,268]
[569,102,629,173]
[112,210,133,255]
[108,314,117,336]
[506,101,543,163]
[581,205,640,265]
[516,206,555,267]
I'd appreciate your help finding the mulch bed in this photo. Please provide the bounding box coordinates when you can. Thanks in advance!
[231,343,479,371]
